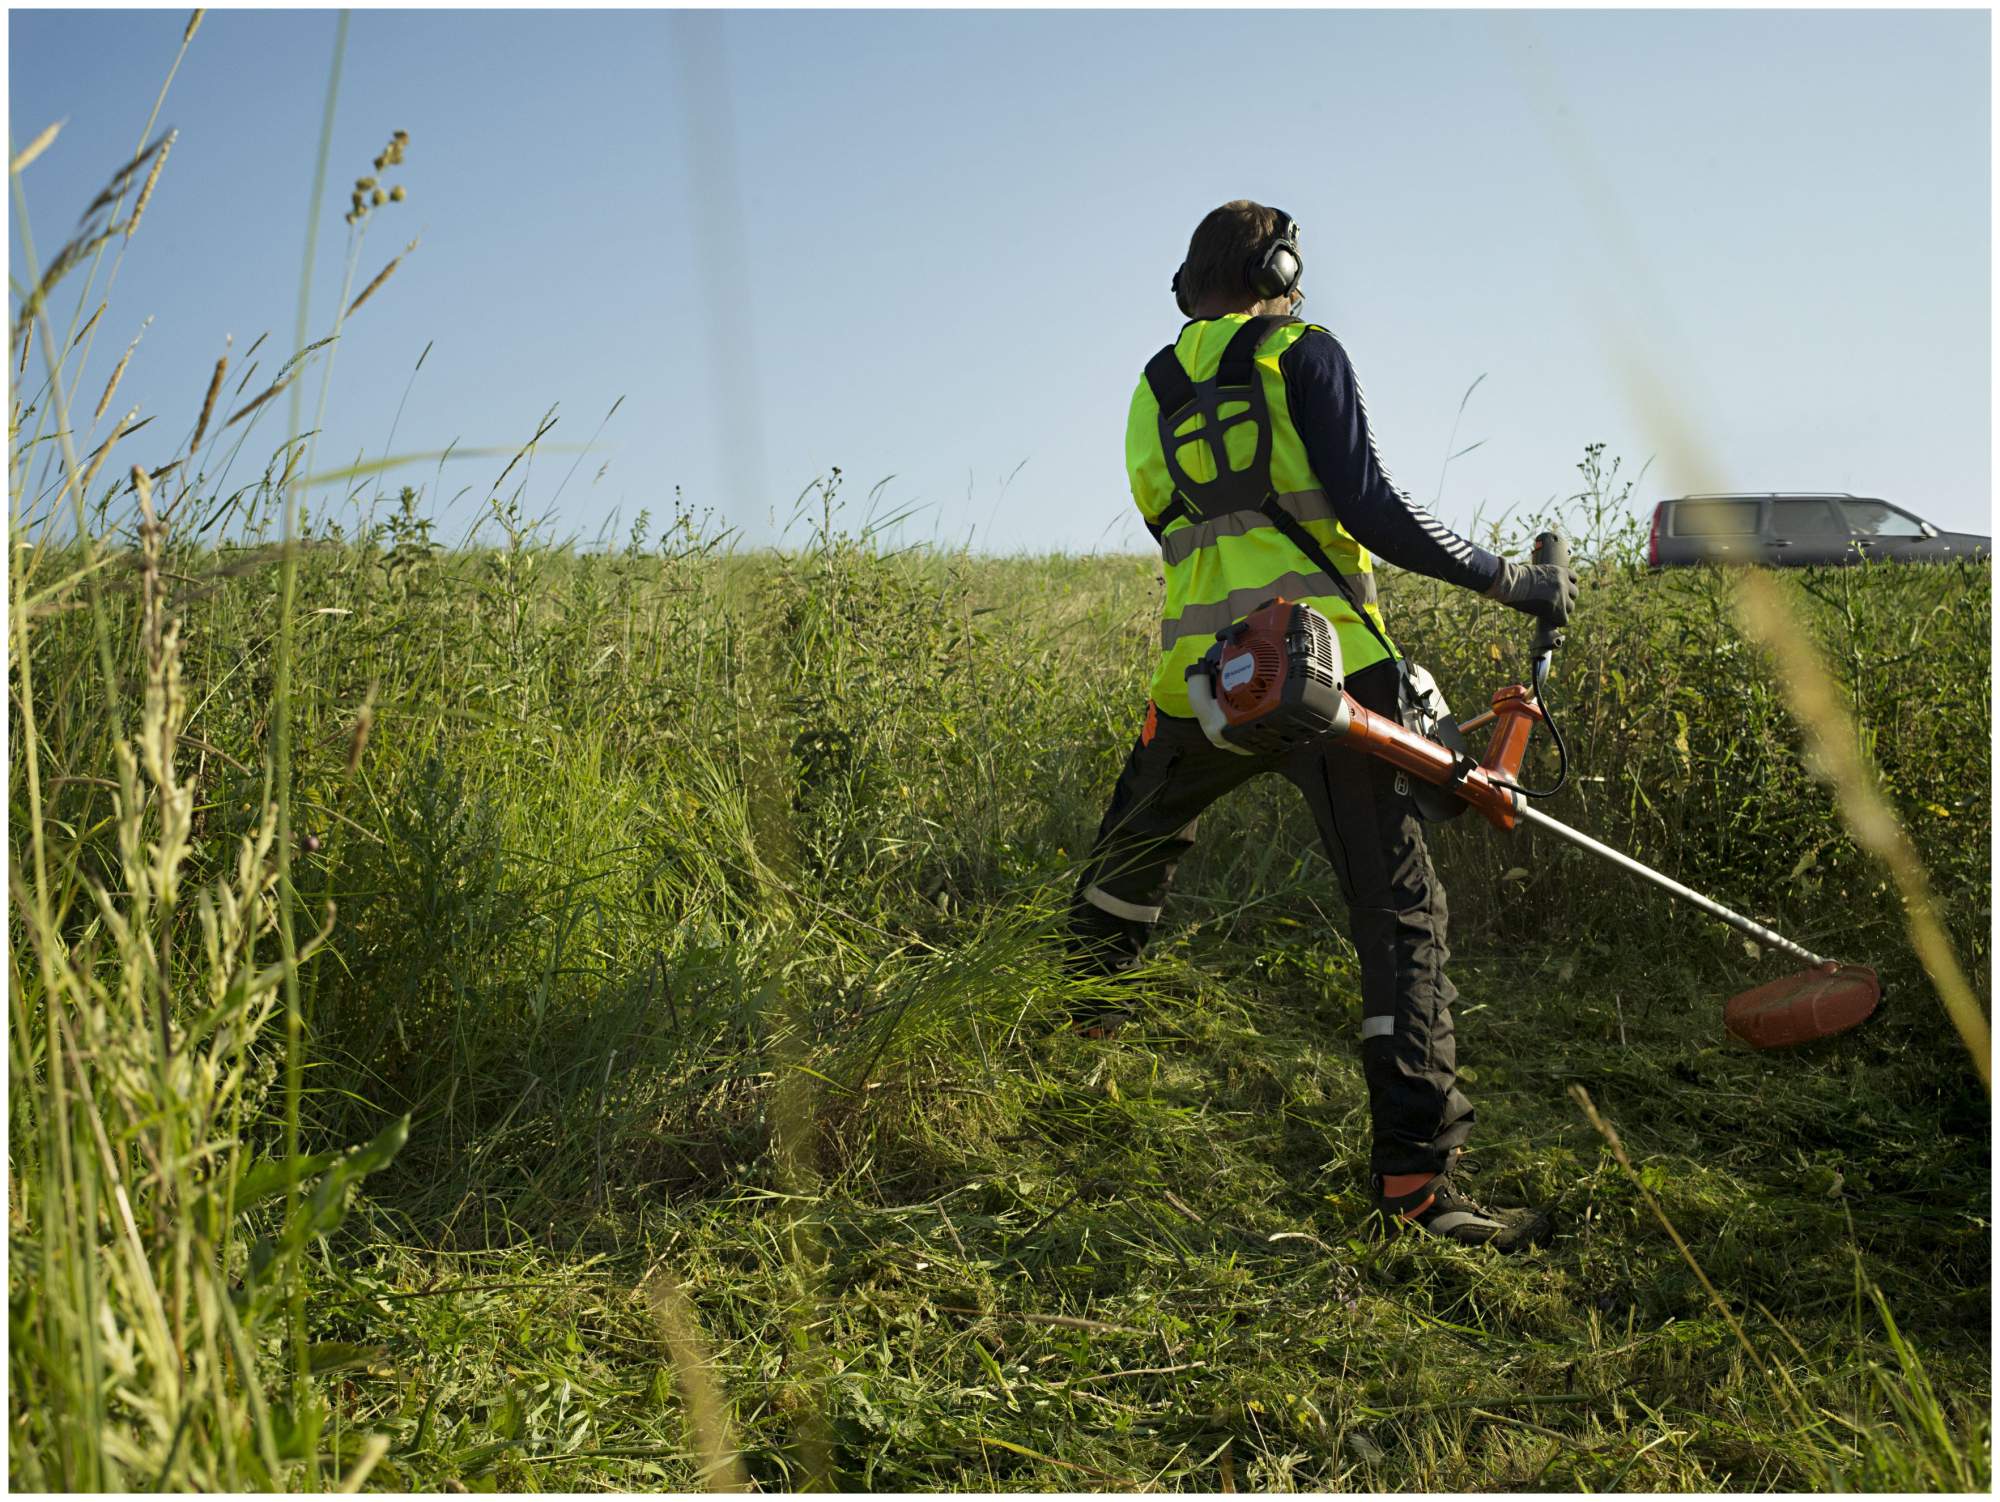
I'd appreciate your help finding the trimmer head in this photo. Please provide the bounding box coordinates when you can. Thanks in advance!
[1723,963,1882,1050]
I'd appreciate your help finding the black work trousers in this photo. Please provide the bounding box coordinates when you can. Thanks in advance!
[1066,659,1474,1177]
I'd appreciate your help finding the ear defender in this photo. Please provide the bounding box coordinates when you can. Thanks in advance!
[1175,209,1301,315]
[1247,211,1302,302]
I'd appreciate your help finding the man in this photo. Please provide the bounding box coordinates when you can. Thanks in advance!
[1066,201,1576,1253]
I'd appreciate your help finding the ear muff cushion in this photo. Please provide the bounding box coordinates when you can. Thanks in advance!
[1248,215,1302,300]
[1258,245,1300,298]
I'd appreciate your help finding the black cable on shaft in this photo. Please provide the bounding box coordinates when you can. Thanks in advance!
[1514,533,1573,799]
[1515,659,1569,799]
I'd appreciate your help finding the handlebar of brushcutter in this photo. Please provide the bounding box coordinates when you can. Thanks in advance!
[1457,529,1569,740]
[1529,529,1567,697]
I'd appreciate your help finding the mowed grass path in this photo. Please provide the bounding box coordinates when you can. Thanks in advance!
[11,501,1990,1489]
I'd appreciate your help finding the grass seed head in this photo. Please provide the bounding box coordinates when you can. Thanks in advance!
[125,127,175,239]
[346,694,375,774]
[346,239,417,319]
[9,118,64,175]
[192,339,229,451]
[78,408,136,498]
[95,316,152,423]
[70,300,105,351]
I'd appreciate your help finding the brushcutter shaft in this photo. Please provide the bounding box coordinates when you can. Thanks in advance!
[1511,802,1829,968]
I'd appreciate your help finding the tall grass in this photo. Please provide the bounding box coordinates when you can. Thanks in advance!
[9,22,1990,1491]
[14,473,1986,1486]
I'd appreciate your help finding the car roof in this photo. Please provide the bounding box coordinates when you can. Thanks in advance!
[1657,493,1891,504]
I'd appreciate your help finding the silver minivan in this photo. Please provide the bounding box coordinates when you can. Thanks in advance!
[1647,493,1989,568]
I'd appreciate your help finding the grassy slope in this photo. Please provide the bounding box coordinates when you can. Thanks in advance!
[11,509,1991,1490]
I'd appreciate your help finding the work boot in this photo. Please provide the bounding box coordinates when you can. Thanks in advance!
[1067,1000,1135,1040]
[1371,1155,1553,1253]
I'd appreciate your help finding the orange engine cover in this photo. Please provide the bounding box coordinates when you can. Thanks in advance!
[1188,598,1350,755]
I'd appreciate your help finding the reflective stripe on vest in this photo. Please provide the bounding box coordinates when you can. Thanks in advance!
[1158,488,1339,567]
[1162,567,1379,651]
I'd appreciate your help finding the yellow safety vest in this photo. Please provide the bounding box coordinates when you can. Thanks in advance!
[1127,313,1396,717]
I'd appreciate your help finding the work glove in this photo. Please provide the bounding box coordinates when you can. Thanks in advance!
[1484,559,1578,625]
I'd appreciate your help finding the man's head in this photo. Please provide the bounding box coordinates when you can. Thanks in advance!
[1174,200,1303,320]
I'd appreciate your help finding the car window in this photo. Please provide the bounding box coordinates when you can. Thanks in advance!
[1840,500,1927,538]
[1670,499,1759,536]
[1768,498,1846,536]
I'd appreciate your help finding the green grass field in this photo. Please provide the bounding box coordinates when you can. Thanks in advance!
[9,479,1991,1488]
[8,28,1990,1485]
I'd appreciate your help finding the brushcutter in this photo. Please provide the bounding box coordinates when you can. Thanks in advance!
[1183,532,1882,1049]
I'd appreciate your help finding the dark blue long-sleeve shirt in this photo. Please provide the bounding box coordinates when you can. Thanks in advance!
[1279,328,1502,593]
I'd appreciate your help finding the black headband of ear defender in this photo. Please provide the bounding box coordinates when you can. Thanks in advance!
[1173,209,1304,315]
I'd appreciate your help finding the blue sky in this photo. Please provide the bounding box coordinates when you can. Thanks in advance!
[10,7,1991,551]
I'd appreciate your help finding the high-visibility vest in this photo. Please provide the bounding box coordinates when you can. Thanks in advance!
[1126,312,1396,717]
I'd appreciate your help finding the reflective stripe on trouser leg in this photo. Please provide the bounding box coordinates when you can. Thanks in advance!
[1067,714,1265,979]
[1283,658,1474,1178]
[1351,898,1473,1177]
[1083,885,1162,924]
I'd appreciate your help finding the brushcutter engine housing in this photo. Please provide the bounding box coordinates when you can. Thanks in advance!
[1185,598,1352,754]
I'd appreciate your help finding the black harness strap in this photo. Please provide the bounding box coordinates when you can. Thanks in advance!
[1142,344,1197,419]
[1257,496,1401,667]
[1139,346,1199,539]
[1216,313,1283,386]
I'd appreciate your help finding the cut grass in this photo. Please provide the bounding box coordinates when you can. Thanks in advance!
[276,936,1988,1492]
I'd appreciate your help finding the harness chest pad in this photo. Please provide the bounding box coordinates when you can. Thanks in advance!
[1143,315,1295,538]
